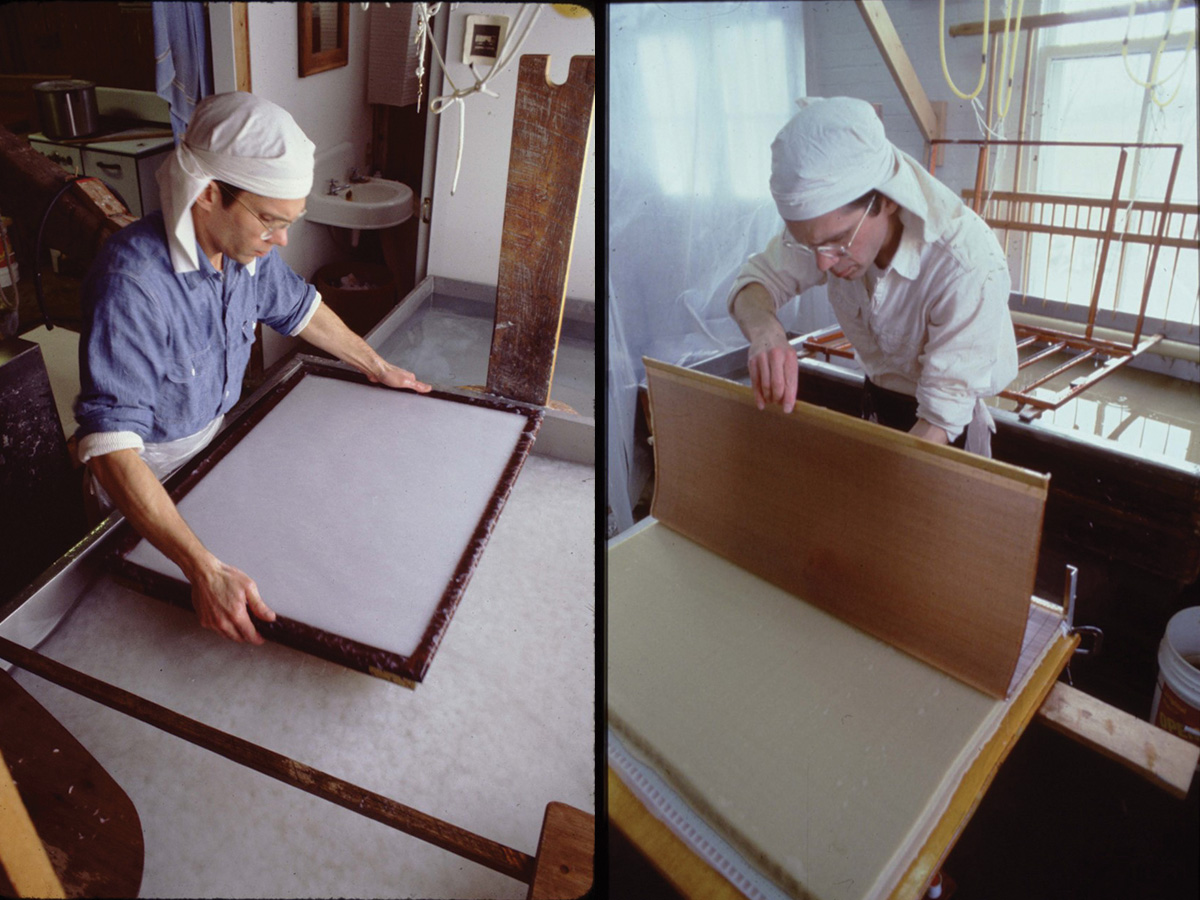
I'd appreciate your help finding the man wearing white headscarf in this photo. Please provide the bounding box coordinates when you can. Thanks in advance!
[729,96,1017,455]
[75,92,430,644]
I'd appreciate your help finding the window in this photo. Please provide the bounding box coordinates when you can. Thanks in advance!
[1022,0,1197,331]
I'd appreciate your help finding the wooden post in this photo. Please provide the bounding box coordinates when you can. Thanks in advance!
[855,0,939,144]
[232,2,252,93]
[526,802,594,900]
[486,55,595,406]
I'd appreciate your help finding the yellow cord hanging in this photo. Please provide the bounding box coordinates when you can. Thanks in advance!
[1120,0,1197,109]
[940,0,992,100]
[992,0,1025,121]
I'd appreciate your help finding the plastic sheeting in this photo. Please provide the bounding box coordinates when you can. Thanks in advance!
[607,3,842,535]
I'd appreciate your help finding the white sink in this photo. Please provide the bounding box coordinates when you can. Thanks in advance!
[306,178,414,229]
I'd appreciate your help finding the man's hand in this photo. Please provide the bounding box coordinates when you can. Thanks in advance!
[90,449,276,645]
[188,556,276,644]
[747,324,799,413]
[367,362,431,393]
[732,283,798,413]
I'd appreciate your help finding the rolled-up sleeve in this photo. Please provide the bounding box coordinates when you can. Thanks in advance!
[914,261,1017,439]
[255,254,321,336]
[74,271,169,440]
[726,232,825,315]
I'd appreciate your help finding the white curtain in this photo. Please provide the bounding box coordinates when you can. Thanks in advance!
[607,3,823,535]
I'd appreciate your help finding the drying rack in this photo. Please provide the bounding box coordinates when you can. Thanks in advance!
[802,140,1198,421]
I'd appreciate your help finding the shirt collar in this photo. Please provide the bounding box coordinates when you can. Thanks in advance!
[888,207,924,281]
[180,245,258,286]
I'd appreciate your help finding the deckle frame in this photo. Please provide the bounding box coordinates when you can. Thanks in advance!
[104,358,541,687]
[644,359,1050,698]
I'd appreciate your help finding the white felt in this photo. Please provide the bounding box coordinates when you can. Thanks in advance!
[608,521,1013,900]
[14,454,594,898]
[125,376,528,658]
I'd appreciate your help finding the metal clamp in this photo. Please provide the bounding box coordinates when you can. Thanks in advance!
[1070,625,1104,657]
[1061,564,1103,657]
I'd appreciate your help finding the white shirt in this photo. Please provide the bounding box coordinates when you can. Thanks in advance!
[729,158,1018,443]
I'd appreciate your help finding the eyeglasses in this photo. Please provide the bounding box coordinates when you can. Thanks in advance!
[782,195,876,259]
[217,183,305,240]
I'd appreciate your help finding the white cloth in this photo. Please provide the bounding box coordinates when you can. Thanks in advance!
[81,416,225,513]
[730,149,1018,451]
[771,97,913,222]
[156,91,315,275]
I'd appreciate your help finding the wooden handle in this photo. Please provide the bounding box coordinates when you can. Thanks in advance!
[0,747,66,899]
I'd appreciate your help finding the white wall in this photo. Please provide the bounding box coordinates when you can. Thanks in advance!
[803,0,1045,200]
[426,4,596,303]
[209,2,376,365]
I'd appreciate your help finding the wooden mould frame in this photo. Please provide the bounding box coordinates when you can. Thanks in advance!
[101,356,542,687]
[935,139,1189,418]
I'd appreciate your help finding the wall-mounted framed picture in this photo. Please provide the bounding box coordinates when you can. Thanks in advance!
[298,2,349,77]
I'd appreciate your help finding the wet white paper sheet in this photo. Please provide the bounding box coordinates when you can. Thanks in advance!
[126,375,528,658]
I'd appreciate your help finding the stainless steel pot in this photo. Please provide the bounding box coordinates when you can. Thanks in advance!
[33,79,99,139]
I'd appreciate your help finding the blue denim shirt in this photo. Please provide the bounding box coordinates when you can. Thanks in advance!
[75,212,317,442]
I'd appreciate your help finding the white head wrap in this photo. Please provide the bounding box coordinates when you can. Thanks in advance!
[156,92,315,273]
[770,97,907,222]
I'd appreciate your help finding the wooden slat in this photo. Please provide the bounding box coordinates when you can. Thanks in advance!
[856,0,939,143]
[0,747,65,899]
[232,2,251,93]
[645,359,1049,698]
[1036,681,1200,799]
[526,802,594,900]
[487,55,595,406]
[0,636,537,886]
[950,0,1196,36]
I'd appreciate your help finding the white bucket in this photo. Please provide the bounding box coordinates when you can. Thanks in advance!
[1150,606,1200,758]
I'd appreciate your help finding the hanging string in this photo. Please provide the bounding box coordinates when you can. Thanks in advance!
[939,0,992,100]
[422,3,543,195]
[1120,0,1196,109]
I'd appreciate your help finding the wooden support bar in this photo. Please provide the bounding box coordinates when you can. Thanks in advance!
[1018,340,1068,370]
[1019,348,1099,394]
[1087,150,1129,341]
[1052,334,1164,401]
[1013,323,1135,355]
[1037,681,1199,799]
[855,0,939,143]
[232,3,252,92]
[1134,146,1182,346]
[950,0,1197,36]
[0,635,537,886]
[487,55,595,406]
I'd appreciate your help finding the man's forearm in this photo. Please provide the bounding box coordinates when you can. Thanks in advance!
[88,449,218,583]
[731,282,784,344]
[297,302,388,379]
